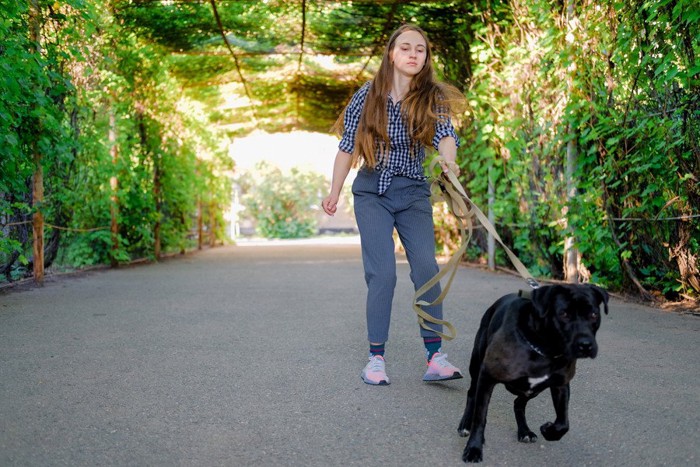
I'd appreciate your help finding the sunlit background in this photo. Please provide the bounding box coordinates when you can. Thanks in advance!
[230,130,337,176]
[226,131,357,238]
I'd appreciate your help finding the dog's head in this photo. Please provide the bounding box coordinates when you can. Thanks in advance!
[530,284,609,359]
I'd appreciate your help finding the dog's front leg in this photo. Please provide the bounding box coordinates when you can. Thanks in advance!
[458,381,477,437]
[514,395,538,442]
[459,333,488,438]
[462,372,497,463]
[540,384,570,441]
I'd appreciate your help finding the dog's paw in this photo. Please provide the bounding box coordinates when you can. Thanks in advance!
[458,427,470,437]
[462,446,483,463]
[540,422,568,441]
[518,430,538,443]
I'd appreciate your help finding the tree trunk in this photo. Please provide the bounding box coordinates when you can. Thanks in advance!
[563,0,579,284]
[209,201,216,247]
[564,137,579,283]
[109,110,119,267]
[32,152,44,284]
[670,223,700,297]
[197,197,203,250]
[487,167,495,271]
[29,0,44,285]
[154,153,161,259]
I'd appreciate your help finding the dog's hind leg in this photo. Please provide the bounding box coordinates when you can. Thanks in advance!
[514,395,538,442]
[540,384,570,441]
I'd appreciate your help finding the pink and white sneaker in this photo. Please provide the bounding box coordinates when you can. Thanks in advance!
[361,355,390,385]
[423,352,463,381]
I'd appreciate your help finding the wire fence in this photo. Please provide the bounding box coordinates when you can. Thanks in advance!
[1,220,109,232]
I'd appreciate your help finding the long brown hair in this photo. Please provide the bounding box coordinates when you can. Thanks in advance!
[335,24,465,169]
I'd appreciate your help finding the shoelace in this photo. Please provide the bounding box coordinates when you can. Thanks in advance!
[367,357,386,372]
[431,353,451,367]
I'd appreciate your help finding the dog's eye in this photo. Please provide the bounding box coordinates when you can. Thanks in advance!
[590,312,598,320]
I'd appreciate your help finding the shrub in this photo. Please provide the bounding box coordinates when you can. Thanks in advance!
[242,162,328,239]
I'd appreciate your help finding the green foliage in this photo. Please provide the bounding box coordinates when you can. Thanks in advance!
[241,163,327,239]
[1,0,697,304]
[1,0,84,273]
[1,0,232,280]
[452,0,699,299]
[565,0,699,298]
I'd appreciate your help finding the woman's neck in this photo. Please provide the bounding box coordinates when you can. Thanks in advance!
[391,73,412,102]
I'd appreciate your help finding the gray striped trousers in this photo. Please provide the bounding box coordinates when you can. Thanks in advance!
[352,169,443,343]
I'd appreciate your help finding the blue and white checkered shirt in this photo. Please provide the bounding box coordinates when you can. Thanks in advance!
[339,81,460,195]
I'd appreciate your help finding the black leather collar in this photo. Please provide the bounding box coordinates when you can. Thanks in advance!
[516,328,563,360]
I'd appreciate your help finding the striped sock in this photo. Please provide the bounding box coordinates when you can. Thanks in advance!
[423,337,442,361]
[369,343,385,358]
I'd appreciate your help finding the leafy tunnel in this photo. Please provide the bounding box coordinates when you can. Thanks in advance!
[116,0,474,135]
[2,0,698,302]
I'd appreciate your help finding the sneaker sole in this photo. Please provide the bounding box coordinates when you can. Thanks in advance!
[361,375,390,385]
[423,372,463,382]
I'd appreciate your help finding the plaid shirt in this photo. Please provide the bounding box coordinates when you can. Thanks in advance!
[339,81,460,195]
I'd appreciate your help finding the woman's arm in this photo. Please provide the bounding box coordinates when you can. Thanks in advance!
[322,150,353,216]
[437,136,460,176]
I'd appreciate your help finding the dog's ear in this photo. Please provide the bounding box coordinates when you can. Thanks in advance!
[530,285,560,318]
[588,284,609,315]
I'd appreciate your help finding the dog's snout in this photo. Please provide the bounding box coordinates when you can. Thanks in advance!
[576,338,595,356]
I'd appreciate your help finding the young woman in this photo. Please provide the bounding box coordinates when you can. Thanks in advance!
[322,24,465,386]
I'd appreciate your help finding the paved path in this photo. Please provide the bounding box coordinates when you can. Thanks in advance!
[1,239,698,466]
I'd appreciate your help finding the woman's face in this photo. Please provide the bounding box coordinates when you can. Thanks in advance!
[390,29,427,78]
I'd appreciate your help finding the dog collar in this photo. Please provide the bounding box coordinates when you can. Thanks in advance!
[518,289,533,300]
[516,328,563,359]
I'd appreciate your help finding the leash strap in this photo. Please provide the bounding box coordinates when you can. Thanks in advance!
[412,157,540,341]
[439,166,541,289]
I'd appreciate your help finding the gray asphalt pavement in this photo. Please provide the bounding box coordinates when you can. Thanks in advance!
[1,238,698,467]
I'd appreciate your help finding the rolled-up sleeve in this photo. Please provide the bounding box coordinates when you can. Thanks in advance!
[432,107,460,150]
[339,82,371,153]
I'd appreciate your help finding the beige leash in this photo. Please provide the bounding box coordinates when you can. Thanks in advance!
[412,157,540,341]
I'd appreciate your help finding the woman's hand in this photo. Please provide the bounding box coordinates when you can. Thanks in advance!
[323,150,353,216]
[322,194,339,216]
[439,159,461,176]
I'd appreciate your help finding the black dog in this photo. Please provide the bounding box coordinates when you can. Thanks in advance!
[458,284,609,463]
